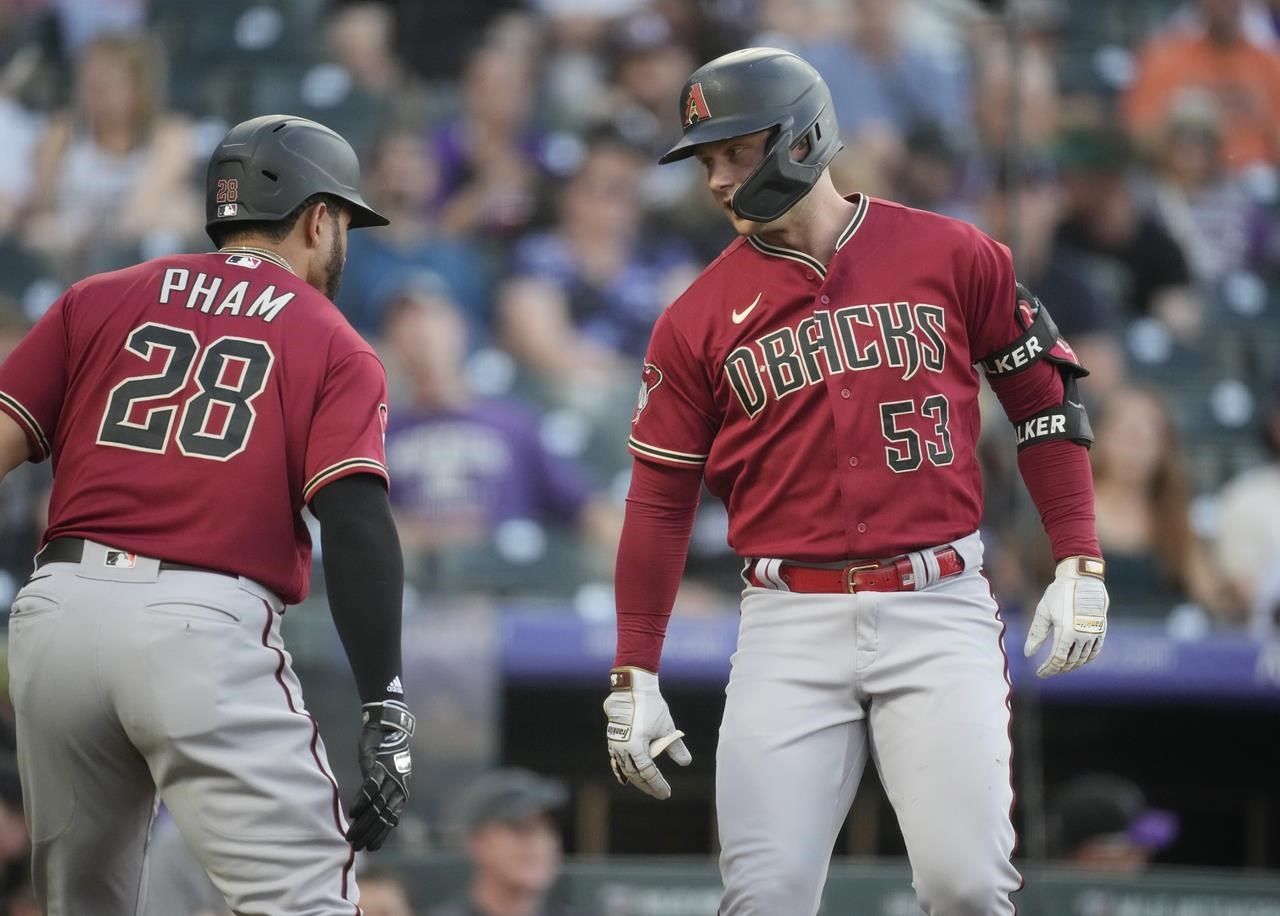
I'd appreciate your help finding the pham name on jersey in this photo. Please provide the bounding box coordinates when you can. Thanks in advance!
[158,268,295,323]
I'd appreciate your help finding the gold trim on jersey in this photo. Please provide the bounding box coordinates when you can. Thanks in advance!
[303,457,390,502]
[834,193,869,250]
[627,436,708,466]
[747,193,869,278]
[218,246,299,276]
[0,390,50,460]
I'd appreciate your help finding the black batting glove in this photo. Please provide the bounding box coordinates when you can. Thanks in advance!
[346,699,415,851]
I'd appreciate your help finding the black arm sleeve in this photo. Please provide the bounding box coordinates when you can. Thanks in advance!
[311,473,405,705]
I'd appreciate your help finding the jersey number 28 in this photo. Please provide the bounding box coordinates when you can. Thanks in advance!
[97,322,274,461]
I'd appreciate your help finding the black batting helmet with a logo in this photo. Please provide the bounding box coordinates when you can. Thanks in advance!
[205,115,388,242]
[659,47,843,223]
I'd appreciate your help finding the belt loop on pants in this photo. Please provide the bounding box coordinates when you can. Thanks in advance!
[748,546,965,594]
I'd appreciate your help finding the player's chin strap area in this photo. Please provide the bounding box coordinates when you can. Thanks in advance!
[977,283,1094,452]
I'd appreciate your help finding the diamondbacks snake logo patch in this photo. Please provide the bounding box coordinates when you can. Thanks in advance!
[633,363,663,424]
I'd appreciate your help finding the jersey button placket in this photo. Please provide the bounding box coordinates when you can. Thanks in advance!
[856,522,868,534]
[848,456,859,467]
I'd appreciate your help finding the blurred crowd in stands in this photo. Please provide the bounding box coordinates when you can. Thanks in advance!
[0,0,1275,630]
[0,0,1278,908]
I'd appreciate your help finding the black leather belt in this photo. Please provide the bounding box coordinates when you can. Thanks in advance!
[35,537,235,578]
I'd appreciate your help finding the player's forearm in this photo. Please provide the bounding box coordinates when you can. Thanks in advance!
[312,474,406,704]
[614,459,703,672]
[988,360,1100,561]
[1017,440,1101,562]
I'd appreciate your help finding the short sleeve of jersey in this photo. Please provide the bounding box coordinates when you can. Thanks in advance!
[0,292,70,461]
[963,227,1022,362]
[627,311,718,468]
[302,350,390,504]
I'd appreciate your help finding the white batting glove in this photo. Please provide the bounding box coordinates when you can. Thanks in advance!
[603,667,692,800]
[1024,556,1109,678]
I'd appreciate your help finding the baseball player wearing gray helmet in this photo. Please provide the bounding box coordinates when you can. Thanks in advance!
[0,115,414,915]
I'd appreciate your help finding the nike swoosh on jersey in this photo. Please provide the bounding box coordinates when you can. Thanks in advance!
[732,293,763,324]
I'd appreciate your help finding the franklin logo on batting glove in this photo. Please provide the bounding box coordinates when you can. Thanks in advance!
[603,667,691,800]
[1024,556,1109,678]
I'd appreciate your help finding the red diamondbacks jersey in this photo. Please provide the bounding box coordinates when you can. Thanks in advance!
[0,250,389,603]
[629,194,1033,561]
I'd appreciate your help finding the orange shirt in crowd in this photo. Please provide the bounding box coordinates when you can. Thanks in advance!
[1124,33,1280,169]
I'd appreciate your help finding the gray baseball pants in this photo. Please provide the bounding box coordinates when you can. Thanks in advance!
[716,531,1021,915]
[7,541,361,915]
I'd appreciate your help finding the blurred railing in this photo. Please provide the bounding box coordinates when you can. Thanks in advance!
[381,855,1280,915]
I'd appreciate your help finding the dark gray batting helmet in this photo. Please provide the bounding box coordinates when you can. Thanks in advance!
[659,47,843,223]
[205,115,388,242]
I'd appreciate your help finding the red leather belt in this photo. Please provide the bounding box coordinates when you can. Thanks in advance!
[748,546,964,594]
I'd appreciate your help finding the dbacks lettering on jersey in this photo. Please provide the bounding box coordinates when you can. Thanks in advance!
[725,301,947,418]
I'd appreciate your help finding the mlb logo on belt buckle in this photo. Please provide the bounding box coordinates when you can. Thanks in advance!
[104,550,137,569]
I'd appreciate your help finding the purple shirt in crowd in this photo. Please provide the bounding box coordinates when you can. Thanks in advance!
[385,400,589,527]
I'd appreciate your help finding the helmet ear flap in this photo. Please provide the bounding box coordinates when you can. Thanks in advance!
[731,108,844,223]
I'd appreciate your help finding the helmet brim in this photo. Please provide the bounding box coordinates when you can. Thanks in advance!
[658,111,789,165]
[347,200,390,229]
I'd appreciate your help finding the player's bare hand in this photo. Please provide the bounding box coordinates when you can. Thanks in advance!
[347,700,415,851]
[1024,556,1108,678]
[603,667,692,800]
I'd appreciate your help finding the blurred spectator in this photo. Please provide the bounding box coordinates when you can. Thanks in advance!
[1055,127,1203,342]
[142,808,228,916]
[599,11,694,160]
[978,156,1123,399]
[892,122,977,224]
[794,0,971,151]
[1089,385,1224,621]
[337,128,491,339]
[20,32,199,281]
[4,877,39,916]
[1214,378,1280,630]
[432,41,545,240]
[357,865,416,916]
[382,282,620,597]
[1048,774,1179,873]
[1146,89,1276,284]
[324,1,431,131]
[0,308,49,599]
[0,771,29,909]
[0,86,40,240]
[753,0,852,47]
[971,41,1059,160]
[536,4,612,133]
[389,0,522,81]
[429,768,585,916]
[1168,0,1280,47]
[498,131,698,396]
[1125,0,1280,171]
[50,0,147,57]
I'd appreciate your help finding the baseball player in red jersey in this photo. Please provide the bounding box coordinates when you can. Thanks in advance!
[603,49,1110,915]
[0,115,416,915]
